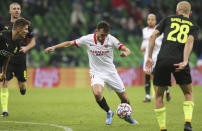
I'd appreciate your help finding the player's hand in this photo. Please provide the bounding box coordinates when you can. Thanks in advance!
[120,51,128,57]
[19,46,29,53]
[145,58,154,74]
[44,47,55,54]
[174,61,188,72]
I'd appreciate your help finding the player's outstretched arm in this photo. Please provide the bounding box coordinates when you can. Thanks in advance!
[44,40,74,54]
[120,45,130,57]
[20,37,36,53]
[174,35,194,72]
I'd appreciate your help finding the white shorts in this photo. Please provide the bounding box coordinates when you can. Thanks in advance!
[90,72,125,93]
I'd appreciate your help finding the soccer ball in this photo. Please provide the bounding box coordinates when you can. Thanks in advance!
[116,103,132,119]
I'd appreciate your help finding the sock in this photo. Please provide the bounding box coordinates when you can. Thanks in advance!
[183,101,194,122]
[154,107,166,130]
[1,88,9,112]
[145,74,151,96]
[151,80,155,97]
[146,94,150,99]
[96,97,110,112]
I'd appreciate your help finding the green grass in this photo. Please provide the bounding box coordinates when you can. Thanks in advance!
[0,86,202,131]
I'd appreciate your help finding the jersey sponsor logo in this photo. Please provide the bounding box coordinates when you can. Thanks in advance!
[0,50,12,57]
[90,50,109,56]
[90,50,109,54]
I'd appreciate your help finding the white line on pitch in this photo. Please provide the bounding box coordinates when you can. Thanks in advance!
[0,121,73,131]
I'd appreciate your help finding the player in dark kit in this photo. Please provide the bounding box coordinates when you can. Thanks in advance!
[0,2,35,117]
[145,1,199,131]
[0,18,30,117]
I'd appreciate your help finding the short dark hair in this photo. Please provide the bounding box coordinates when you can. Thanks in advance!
[13,18,30,30]
[97,21,110,33]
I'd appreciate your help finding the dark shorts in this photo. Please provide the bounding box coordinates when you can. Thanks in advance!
[153,59,192,86]
[6,62,27,82]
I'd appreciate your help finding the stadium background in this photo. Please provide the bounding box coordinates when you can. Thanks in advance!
[0,0,201,88]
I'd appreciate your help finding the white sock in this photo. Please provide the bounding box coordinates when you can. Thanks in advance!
[146,94,151,99]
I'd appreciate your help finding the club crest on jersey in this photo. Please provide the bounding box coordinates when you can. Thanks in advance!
[117,42,122,46]
[104,45,108,48]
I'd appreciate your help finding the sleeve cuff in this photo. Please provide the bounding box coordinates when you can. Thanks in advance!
[74,40,79,48]
[118,44,124,50]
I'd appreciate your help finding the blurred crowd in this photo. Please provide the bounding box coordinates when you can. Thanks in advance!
[0,0,201,67]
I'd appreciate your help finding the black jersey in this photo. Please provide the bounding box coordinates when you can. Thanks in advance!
[0,30,20,58]
[156,15,199,62]
[0,20,34,64]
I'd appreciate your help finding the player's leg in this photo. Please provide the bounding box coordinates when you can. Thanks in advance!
[116,91,139,124]
[106,72,138,124]
[180,84,193,131]
[153,60,172,131]
[174,66,193,131]
[15,64,27,95]
[92,84,110,112]
[92,84,113,125]
[143,74,151,102]
[1,64,13,117]
[1,81,9,117]
[18,81,26,95]
[90,73,113,125]
[154,86,167,131]
[116,91,129,104]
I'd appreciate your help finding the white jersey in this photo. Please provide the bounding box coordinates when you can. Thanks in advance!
[141,26,163,71]
[74,34,124,74]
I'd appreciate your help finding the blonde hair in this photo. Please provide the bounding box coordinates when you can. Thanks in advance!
[176,1,191,14]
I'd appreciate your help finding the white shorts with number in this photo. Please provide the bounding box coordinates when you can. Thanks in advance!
[90,71,125,93]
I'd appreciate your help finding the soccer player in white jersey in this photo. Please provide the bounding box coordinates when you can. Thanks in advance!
[44,21,138,125]
[141,14,171,102]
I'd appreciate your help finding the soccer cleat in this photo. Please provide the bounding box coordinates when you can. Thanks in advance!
[184,122,192,131]
[1,112,8,117]
[20,88,26,95]
[124,117,139,124]
[166,92,171,102]
[106,111,114,125]
[143,98,151,103]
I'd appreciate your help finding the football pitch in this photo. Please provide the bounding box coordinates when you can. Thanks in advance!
[0,86,201,131]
